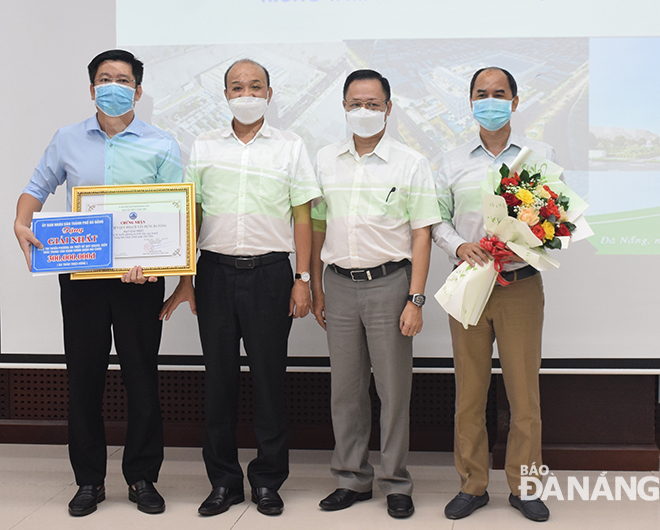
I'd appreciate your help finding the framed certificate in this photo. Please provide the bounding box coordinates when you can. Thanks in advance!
[70,182,196,279]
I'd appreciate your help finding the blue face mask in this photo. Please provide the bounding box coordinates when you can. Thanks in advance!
[472,98,512,131]
[94,83,136,117]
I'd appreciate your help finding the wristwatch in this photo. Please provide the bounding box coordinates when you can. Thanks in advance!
[407,293,426,307]
[295,272,311,283]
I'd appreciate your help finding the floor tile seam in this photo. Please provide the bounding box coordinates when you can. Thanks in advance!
[229,503,251,529]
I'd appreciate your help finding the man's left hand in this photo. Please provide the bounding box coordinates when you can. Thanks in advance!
[289,280,311,318]
[399,301,423,337]
[121,265,158,284]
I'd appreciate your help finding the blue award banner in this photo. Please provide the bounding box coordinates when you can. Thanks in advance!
[31,214,113,273]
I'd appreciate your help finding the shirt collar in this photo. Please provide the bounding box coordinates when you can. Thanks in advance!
[86,115,142,137]
[469,131,523,158]
[338,133,391,163]
[221,120,272,142]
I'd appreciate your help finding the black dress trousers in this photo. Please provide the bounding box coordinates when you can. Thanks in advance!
[195,253,293,491]
[59,274,165,487]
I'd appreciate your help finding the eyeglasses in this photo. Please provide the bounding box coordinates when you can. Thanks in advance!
[94,76,136,86]
[344,99,389,111]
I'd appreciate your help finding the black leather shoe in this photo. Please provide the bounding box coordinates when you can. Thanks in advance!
[68,485,105,516]
[444,491,489,519]
[128,480,165,514]
[386,494,414,518]
[319,488,373,511]
[198,486,245,516]
[251,487,283,516]
[509,493,550,522]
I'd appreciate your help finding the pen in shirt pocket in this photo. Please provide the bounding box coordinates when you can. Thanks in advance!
[386,187,396,202]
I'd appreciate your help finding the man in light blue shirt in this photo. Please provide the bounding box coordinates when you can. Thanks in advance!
[14,49,182,517]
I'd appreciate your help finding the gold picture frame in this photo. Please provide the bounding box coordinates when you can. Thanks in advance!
[70,182,196,279]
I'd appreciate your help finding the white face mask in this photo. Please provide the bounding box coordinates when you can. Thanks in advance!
[228,96,269,125]
[345,107,386,138]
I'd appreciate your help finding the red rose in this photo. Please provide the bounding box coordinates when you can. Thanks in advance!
[556,223,571,236]
[501,177,519,188]
[545,199,561,218]
[531,223,545,241]
[502,193,522,207]
[543,185,558,199]
[539,206,550,219]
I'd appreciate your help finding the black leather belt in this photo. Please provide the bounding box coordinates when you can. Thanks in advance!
[499,265,539,283]
[329,260,410,282]
[201,250,289,269]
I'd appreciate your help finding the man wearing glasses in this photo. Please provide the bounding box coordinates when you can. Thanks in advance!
[14,49,182,516]
[310,69,441,518]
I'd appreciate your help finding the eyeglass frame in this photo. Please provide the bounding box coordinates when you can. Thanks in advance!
[343,99,390,111]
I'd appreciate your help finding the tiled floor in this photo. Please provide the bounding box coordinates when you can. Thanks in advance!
[1,444,659,529]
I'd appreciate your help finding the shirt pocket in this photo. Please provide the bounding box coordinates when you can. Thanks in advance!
[369,186,406,219]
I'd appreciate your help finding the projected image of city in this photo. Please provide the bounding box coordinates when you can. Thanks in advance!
[133,43,347,162]
[588,37,660,172]
[133,37,589,171]
[346,38,589,172]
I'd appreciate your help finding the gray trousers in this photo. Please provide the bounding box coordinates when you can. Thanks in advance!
[324,265,414,496]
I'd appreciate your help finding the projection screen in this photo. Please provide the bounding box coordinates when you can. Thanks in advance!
[1,0,658,371]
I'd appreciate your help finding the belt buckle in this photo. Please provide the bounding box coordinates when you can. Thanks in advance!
[349,269,372,281]
[235,257,256,269]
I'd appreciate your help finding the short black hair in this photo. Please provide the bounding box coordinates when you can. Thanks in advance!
[88,49,144,85]
[224,59,270,89]
[469,67,518,98]
[343,69,391,102]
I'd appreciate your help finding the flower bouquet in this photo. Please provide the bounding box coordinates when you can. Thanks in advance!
[435,147,592,328]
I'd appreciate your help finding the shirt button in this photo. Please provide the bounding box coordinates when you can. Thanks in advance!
[107,166,111,169]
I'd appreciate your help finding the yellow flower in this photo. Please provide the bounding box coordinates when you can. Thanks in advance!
[559,208,569,223]
[535,185,551,199]
[516,189,535,206]
[517,207,539,226]
[542,220,555,240]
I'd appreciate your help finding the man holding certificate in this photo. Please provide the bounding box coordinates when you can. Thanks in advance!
[14,50,182,516]
[433,67,554,522]
[161,59,320,516]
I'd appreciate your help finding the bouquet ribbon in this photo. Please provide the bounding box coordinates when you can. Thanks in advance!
[479,236,514,287]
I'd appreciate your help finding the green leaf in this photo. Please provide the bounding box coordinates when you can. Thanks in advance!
[557,193,570,210]
[519,169,531,183]
[499,164,510,179]
[545,238,562,250]
[564,221,576,232]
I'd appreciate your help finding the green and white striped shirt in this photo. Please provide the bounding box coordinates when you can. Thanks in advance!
[313,134,442,269]
[186,122,321,255]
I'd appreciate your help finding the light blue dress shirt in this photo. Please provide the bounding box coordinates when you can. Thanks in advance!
[24,115,183,210]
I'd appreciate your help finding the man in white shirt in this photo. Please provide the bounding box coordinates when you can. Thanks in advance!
[434,67,553,522]
[310,69,442,519]
[162,59,321,517]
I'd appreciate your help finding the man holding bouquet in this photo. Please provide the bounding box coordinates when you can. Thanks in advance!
[433,67,557,522]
